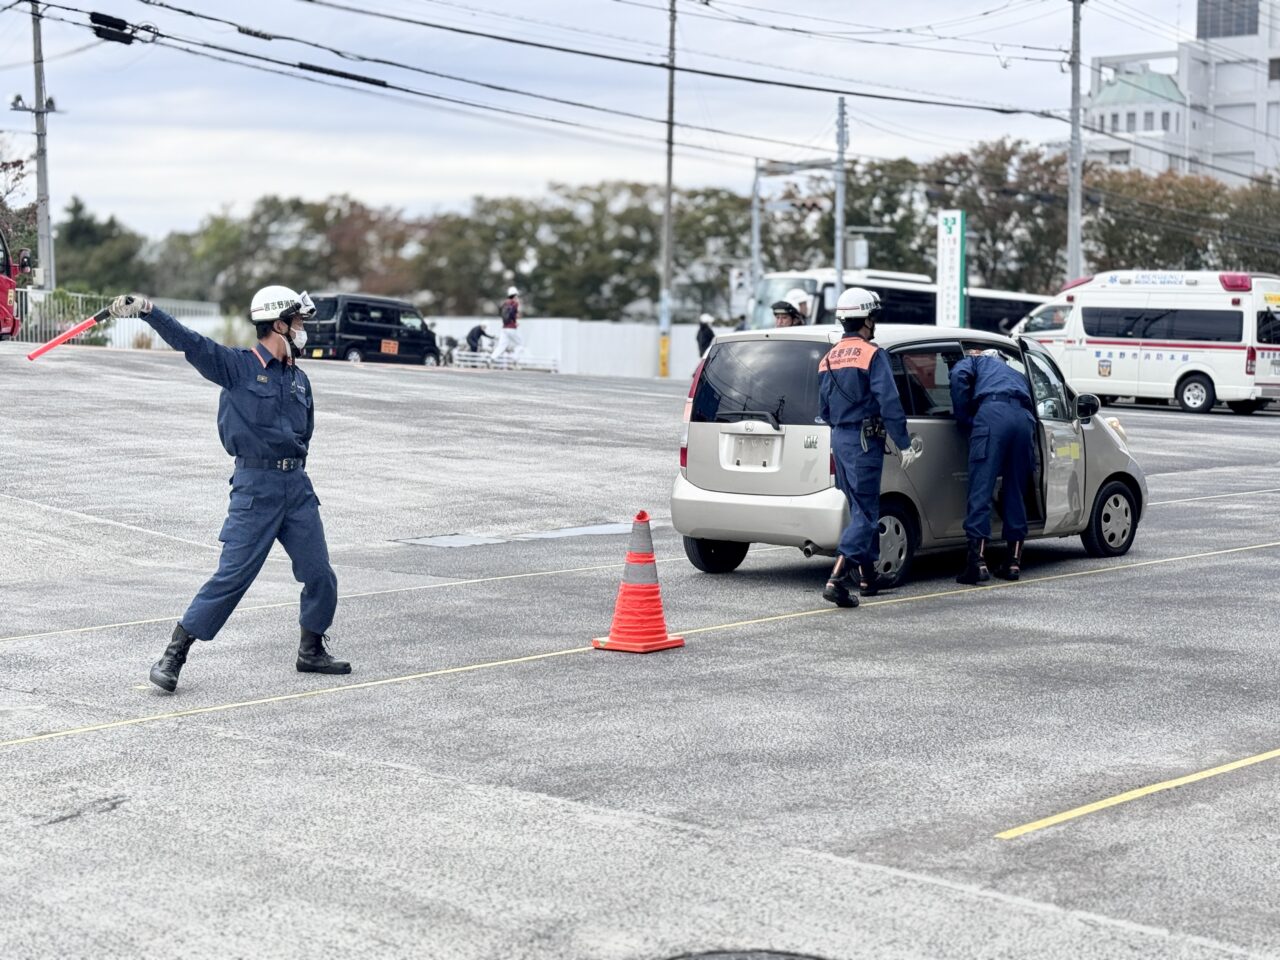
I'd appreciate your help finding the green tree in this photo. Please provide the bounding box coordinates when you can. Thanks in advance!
[55,196,151,294]
[1085,169,1230,272]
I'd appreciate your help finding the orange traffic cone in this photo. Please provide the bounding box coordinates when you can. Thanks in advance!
[592,511,685,654]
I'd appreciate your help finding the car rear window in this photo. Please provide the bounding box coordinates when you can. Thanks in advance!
[692,339,827,426]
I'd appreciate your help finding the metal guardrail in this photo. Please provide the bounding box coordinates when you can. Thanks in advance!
[12,289,224,349]
[452,350,559,372]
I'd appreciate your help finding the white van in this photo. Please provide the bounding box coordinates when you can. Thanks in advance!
[1015,271,1280,414]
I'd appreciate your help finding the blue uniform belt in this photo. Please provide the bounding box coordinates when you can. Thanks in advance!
[235,456,306,472]
[984,392,1029,406]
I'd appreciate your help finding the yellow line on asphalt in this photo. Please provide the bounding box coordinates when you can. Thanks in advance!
[0,550,786,647]
[5,539,1279,751]
[996,746,1280,840]
[0,647,592,748]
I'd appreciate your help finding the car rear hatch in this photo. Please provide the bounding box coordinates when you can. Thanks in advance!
[686,335,832,496]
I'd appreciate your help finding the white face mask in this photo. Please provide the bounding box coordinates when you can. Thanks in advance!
[291,327,308,351]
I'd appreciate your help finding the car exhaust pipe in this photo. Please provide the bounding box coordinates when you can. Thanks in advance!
[801,541,837,559]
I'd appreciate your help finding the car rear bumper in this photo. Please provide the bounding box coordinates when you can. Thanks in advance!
[670,472,846,549]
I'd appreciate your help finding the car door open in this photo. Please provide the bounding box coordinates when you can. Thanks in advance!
[1019,337,1087,534]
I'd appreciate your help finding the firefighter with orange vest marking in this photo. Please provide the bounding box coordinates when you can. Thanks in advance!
[818,287,923,608]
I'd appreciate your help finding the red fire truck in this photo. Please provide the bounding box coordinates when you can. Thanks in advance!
[0,232,32,340]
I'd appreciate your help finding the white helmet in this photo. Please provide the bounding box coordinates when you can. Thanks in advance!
[250,285,315,323]
[835,286,881,325]
[785,287,810,315]
[699,313,715,324]
[506,286,519,297]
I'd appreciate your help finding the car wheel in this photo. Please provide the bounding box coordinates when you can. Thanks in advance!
[423,353,439,366]
[344,347,364,363]
[1081,480,1138,558]
[1227,400,1266,415]
[873,499,919,588]
[1099,395,1118,406]
[1176,374,1215,413]
[683,536,749,574]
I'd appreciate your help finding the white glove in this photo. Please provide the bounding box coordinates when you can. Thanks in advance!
[899,445,922,470]
[109,294,152,319]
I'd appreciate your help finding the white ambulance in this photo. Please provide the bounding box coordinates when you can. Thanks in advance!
[1016,271,1280,414]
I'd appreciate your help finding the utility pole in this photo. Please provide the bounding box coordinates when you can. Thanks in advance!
[1066,0,1084,282]
[834,97,848,301]
[749,159,762,297]
[657,0,676,377]
[28,1,55,289]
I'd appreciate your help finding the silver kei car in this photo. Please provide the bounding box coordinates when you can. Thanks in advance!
[671,324,1148,585]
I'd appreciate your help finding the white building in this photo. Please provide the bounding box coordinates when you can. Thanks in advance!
[1078,0,1280,184]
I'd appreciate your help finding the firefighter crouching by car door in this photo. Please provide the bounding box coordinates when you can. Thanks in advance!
[819,287,922,608]
[109,285,349,693]
[949,347,1037,584]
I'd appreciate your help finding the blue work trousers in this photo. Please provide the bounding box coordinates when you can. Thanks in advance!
[182,468,338,641]
[832,428,886,569]
[964,401,1037,544]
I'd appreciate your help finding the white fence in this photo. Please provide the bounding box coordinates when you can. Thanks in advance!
[12,290,225,350]
[430,316,708,380]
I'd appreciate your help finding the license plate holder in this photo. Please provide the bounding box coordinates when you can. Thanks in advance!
[731,434,777,467]
[381,339,399,355]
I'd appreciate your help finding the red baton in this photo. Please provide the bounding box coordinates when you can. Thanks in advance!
[26,307,113,361]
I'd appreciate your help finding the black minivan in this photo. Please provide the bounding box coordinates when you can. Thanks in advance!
[303,294,436,363]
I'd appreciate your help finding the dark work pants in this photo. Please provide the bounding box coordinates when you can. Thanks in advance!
[181,467,338,641]
[964,400,1037,544]
[832,428,886,570]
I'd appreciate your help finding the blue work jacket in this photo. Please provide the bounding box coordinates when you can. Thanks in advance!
[949,354,1034,436]
[143,308,314,461]
[818,334,911,450]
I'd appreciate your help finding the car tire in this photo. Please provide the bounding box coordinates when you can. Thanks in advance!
[683,536,749,574]
[423,353,439,366]
[1099,395,1118,406]
[1080,479,1138,558]
[344,347,364,363]
[873,499,919,588]
[1176,374,1215,413]
[1227,399,1266,415]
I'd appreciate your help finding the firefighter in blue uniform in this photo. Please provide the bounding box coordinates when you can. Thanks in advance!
[949,347,1037,584]
[819,287,923,608]
[109,286,349,692]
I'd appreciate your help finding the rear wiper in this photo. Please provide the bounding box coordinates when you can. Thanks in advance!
[718,409,781,430]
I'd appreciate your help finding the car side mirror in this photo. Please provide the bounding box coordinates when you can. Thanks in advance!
[16,248,31,276]
[1076,394,1101,422]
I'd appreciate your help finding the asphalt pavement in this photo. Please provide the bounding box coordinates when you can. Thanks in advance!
[2,340,1279,960]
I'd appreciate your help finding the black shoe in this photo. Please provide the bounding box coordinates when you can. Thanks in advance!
[150,623,196,692]
[822,577,859,608]
[957,540,991,585]
[997,542,1023,581]
[858,564,882,597]
[297,629,351,675]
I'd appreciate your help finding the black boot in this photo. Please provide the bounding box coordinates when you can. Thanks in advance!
[822,557,860,609]
[149,623,196,692]
[997,541,1023,581]
[297,629,351,675]
[858,563,882,597]
[957,539,991,585]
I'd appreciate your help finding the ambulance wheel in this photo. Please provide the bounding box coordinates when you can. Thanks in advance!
[344,347,365,363]
[1099,395,1118,406]
[874,498,919,588]
[1176,374,1215,413]
[683,537,749,574]
[1227,400,1267,415]
[1081,480,1138,558]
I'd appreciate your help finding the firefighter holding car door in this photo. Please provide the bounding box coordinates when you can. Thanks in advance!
[819,287,922,609]
[109,286,349,693]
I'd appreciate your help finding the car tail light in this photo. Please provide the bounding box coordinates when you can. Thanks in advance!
[1247,345,1257,375]
[681,359,705,472]
[1220,272,1253,291]
[830,453,836,476]
[1059,275,1092,293]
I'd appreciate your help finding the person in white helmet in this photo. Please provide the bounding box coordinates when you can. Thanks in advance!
[493,285,523,363]
[771,288,811,327]
[696,313,716,356]
[818,286,922,608]
[108,285,349,692]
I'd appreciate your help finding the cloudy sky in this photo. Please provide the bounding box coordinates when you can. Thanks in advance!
[0,0,1197,236]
